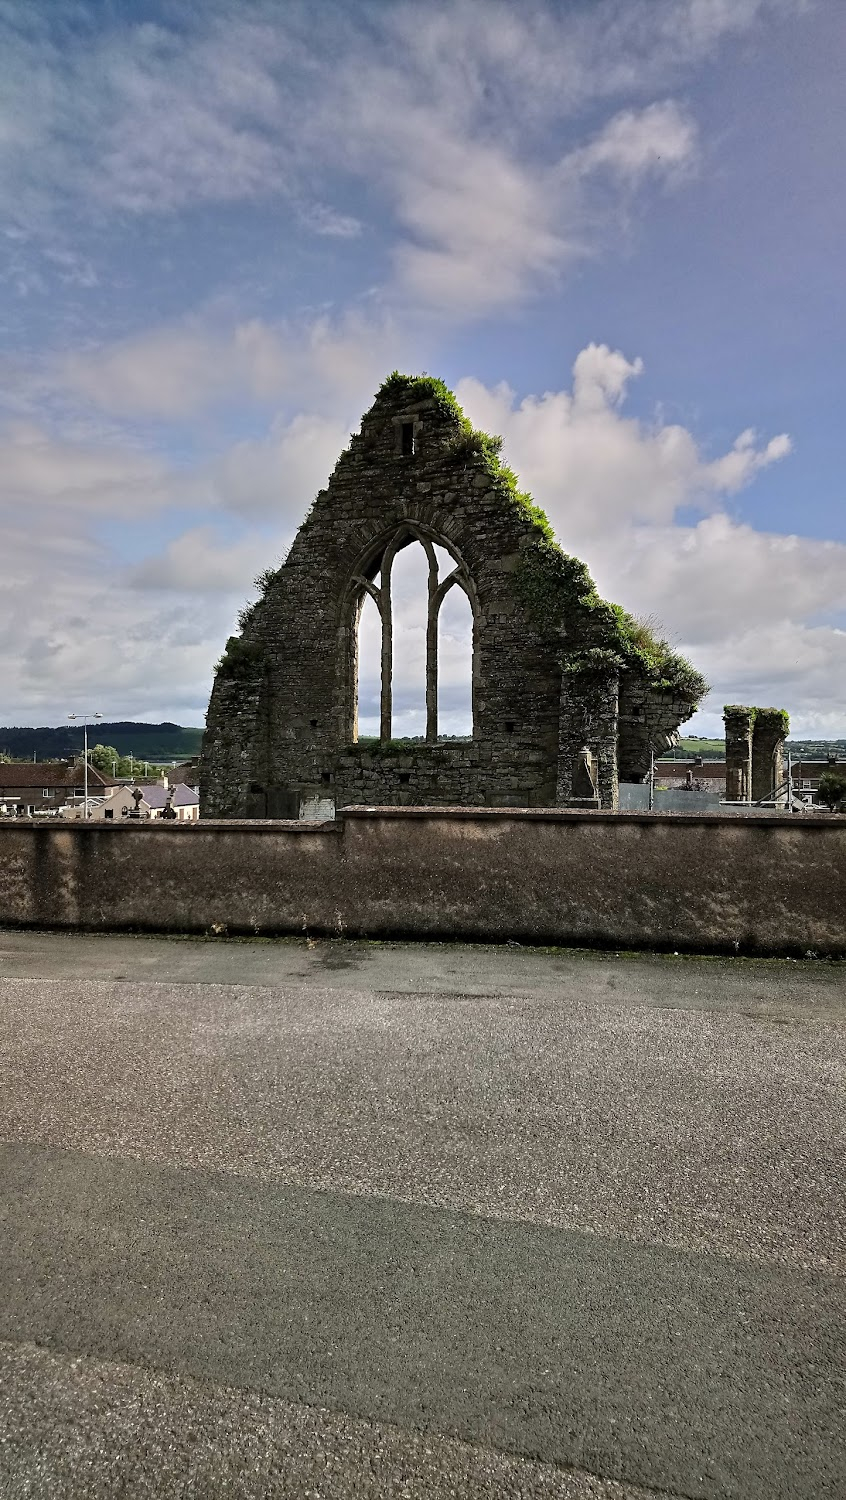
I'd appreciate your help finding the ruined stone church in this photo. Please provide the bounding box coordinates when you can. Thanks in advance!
[200,374,706,818]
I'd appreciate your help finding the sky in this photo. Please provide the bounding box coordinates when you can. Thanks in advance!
[1,0,844,740]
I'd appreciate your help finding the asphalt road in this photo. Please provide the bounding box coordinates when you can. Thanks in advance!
[0,931,843,1498]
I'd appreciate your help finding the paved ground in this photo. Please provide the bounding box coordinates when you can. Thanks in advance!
[0,931,843,1498]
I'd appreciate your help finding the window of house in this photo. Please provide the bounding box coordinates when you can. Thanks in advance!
[104,808,114,819]
[42,788,51,798]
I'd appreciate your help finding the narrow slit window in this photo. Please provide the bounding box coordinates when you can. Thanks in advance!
[401,421,415,457]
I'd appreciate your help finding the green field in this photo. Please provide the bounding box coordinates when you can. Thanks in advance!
[666,737,724,758]
[672,736,846,761]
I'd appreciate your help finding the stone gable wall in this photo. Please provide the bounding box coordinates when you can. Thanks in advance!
[201,380,701,817]
[203,387,575,815]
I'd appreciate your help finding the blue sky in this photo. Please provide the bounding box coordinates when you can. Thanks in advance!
[1,0,843,737]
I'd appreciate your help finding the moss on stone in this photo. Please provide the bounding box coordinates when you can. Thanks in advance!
[754,707,790,736]
[377,371,469,423]
[214,636,264,681]
[378,371,556,543]
[517,542,708,706]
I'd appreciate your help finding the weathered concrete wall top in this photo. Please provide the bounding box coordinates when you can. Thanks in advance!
[1,812,843,958]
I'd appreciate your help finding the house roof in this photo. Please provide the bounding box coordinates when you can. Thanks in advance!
[0,761,114,789]
[655,760,726,780]
[142,782,199,809]
[791,760,846,775]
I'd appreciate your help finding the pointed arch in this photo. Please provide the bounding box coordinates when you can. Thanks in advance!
[342,522,478,744]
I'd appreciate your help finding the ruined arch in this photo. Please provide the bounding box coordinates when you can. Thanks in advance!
[200,372,706,818]
[342,521,478,744]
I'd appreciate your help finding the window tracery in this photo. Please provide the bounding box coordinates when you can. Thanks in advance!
[349,524,475,742]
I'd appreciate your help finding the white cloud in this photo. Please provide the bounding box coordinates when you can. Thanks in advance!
[0,336,841,736]
[0,0,806,317]
[0,419,164,507]
[0,510,233,724]
[211,412,352,520]
[456,345,790,536]
[127,527,273,594]
[567,101,698,182]
[457,348,845,736]
[56,310,406,420]
[298,204,363,239]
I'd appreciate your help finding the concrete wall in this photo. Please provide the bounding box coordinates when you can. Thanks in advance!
[619,785,722,813]
[1,810,844,957]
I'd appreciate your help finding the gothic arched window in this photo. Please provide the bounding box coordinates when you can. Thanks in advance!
[348,524,476,743]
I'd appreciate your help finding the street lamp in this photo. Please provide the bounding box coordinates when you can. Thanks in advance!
[68,711,102,820]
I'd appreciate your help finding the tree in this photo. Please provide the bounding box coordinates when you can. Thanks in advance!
[817,770,846,811]
[88,744,156,779]
[89,744,122,775]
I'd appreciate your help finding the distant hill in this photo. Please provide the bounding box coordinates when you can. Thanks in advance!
[786,740,846,759]
[647,735,846,762]
[0,722,203,763]
[671,737,724,758]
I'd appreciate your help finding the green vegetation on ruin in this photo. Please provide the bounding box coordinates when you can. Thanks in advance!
[378,371,555,540]
[378,375,708,710]
[517,539,708,706]
[723,705,790,736]
[215,635,264,680]
[221,371,708,711]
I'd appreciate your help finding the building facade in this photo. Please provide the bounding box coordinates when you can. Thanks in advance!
[0,761,113,817]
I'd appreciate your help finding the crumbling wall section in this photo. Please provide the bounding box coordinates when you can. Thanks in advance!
[203,385,572,815]
[617,679,699,783]
[751,709,789,802]
[724,705,755,801]
[557,667,619,808]
[724,705,789,804]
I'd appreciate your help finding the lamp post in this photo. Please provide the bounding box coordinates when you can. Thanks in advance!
[68,711,102,820]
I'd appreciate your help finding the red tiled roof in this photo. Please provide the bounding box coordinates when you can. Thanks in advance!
[656,761,726,780]
[0,761,114,788]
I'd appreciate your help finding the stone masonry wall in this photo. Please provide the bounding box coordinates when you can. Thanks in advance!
[203,385,568,814]
[201,378,702,817]
[724,706,788,805]
[724,706,754,802]
[618,679,698,783]
[751,711,788,803]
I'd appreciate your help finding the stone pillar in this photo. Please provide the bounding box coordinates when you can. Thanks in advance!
[751,709,788,804]
[723,705,754,802]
